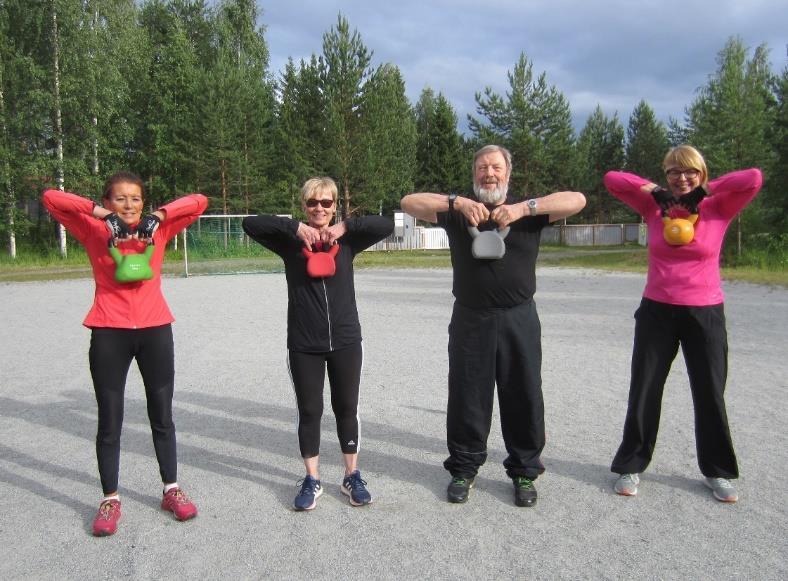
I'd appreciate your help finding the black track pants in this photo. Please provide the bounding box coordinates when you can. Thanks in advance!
[611,298,738,478]
[287,342,363,458]
[444,300,546,480]
[89,325,177,494]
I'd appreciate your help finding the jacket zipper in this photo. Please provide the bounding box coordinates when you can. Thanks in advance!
[322,279,333,351]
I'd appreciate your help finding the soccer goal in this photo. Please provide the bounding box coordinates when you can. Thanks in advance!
[180,214,290,277]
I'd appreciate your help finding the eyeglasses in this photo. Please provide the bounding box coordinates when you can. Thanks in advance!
[666,169,700,179]
[305,198,334,208]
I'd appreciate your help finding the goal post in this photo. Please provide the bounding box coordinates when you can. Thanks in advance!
[180,214,290,277]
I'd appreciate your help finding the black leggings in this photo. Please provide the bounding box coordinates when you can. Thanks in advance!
[287,343,363,458]
[89,325,177,494]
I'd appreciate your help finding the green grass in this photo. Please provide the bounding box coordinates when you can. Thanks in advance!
[2,245,786,287]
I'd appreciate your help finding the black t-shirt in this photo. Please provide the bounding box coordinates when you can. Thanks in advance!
[437,196,549,309]
[242,214,394,352]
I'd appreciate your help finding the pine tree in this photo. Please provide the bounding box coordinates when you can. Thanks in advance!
[134,0,203,205]
[273,56,327,214]
[625,100,670,183]
[576,106,625,223]
[414,89,467,194]
[685,37,777,255]
[469,53,576,197]
[318,14,373,217]
[357,63,415,214]
[765,67,788,232]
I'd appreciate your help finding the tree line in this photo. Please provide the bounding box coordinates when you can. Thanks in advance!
[1,0,785,258]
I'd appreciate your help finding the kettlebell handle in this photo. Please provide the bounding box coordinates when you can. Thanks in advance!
[108,239,155,264]
[661,214,698,225]
[302,242,339,258]
[467,225,511,239]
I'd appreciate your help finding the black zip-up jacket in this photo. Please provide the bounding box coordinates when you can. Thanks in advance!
[242,214,393,353]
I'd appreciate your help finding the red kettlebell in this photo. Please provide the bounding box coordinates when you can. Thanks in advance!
[302,243,340,278]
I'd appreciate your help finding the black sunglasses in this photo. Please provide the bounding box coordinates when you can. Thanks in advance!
[305,198,334,208]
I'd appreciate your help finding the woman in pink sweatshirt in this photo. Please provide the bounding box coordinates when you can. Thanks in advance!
[604,145,762,503]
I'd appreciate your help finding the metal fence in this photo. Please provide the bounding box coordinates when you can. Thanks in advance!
[369,222,643,251]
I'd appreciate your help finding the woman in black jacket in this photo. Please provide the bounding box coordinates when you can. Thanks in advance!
[242,177,393,511]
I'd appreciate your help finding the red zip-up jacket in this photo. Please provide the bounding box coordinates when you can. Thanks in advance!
[42,189,208,329]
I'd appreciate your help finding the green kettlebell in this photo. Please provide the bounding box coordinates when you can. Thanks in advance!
[109,243,155,283]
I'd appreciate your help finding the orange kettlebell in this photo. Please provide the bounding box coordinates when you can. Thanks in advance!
[662,214,698,246]
[302,243,340,278]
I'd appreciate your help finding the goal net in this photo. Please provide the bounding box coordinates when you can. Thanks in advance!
[180,214,289,276]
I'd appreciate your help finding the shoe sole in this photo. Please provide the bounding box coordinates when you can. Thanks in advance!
[168,510,198,521]
[92,526,118,537]
[341,486,372,507]
[514,497,537,507]
[614,487,637,497]
[294,487,323,511]
[161,503,198,521]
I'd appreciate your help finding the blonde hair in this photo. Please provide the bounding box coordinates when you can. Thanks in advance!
[662,145,709,185]
[301,177,338,206]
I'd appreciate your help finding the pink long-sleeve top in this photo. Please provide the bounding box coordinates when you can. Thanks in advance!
[42,189,208,328]
[603,169,762,306]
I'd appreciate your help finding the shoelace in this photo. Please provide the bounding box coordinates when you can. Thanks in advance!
[296,479,319,496]
[346,474,368,491]
[166,489,190,504]
[513,477,534,490]
[451,478,469,486]
[98,501,117,520]
[710,478,733,489]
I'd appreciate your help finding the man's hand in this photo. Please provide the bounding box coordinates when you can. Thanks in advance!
[136,214,160,242]
[490,204,523,229]
[297,223,323,248]
[104,213,133,241]
[650,186,677,212]
[456,197,490,227]
[320,222,347,246]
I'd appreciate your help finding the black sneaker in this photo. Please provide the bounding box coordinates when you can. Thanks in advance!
[447,476,474,503]
[513,476,537,507]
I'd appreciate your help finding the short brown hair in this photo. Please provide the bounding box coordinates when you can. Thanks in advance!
[103,171,145,200]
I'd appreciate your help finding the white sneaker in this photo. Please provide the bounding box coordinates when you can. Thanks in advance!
[614,473,640,496]
[704,477,738,503]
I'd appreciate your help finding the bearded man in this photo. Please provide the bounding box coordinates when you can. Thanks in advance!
[400,144,586,507]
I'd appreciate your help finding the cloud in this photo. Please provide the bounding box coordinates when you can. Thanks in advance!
[259,0,787,133]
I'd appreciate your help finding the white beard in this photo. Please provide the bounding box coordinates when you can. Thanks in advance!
[474,182,508,204]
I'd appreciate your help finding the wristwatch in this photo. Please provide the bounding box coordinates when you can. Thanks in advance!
[526,198,538,216]
[448,193,458,212]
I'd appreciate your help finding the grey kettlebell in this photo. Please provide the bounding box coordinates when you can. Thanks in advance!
[468,226,510,259]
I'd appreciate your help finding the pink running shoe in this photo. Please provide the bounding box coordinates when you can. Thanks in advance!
[161,487,198,521]
[92,499,121,536]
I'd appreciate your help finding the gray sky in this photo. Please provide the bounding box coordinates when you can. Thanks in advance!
[259,0,786,133]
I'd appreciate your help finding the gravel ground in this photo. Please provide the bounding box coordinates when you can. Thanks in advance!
[1,267,786,580]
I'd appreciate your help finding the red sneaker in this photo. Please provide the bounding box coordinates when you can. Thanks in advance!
[92,499,121,536]
[161,487,198,521]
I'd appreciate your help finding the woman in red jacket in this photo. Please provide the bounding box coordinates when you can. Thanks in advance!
[42,172,208,536]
